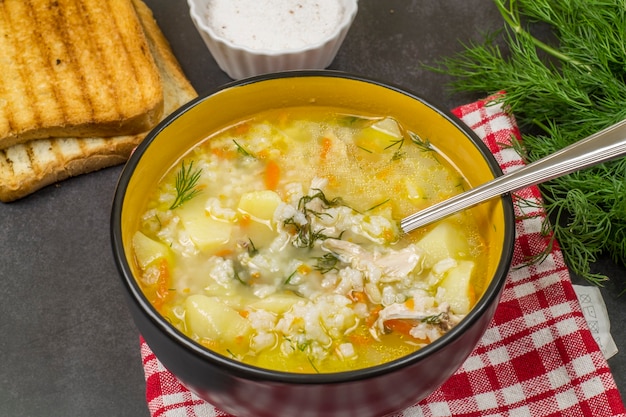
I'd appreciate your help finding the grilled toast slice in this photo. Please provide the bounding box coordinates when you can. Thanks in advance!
[0,0,164,149]
[0,0,198,202]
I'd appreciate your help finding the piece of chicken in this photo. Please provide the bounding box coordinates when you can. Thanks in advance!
[321,238,423,283]
[373,295,461,342]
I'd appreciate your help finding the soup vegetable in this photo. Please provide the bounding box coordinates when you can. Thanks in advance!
[132,107,488,373]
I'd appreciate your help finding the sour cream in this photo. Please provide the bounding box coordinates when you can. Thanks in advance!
[204,0,344,51]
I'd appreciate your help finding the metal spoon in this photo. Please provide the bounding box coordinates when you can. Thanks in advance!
[400,118,626,234]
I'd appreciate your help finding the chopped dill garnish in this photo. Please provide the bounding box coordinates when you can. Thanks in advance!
[384,137,404,151]
[391,150,406,161]
[339,115,376,128]
[169,160,203,209]
[284,189,347,248]
[284,216,331,248]
[233,271,248,286]
[307,356,320,373]
[246,239,258,257]
[421,313,444,325]
[149,213,162,229]
[298,189,344,211]
[233,140,255,157]
[284,336,310,352]
[314,253,340,274]
[408,132,432,151]
[284,270,297,285]
[284,337,320,373]
[366,198,390,212]
[357,145,373,153]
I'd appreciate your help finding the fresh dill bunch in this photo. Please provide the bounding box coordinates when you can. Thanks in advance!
[430,0,626,285]
[169,160,203,210]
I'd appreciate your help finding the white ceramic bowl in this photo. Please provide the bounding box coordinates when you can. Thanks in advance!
[187,0,358,79]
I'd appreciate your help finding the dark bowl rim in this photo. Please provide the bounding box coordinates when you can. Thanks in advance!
[111,69,515,385]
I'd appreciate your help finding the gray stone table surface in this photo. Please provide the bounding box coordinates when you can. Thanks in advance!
[1,1,624,416]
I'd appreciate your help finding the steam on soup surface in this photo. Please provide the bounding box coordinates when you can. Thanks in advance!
[132,107,488,373]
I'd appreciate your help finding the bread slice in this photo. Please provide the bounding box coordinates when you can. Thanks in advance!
[0,0,164,148]
[0,0,198,202]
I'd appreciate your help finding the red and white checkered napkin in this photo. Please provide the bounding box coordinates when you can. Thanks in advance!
[139,95,626,417]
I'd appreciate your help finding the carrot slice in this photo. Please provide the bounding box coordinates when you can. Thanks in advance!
[384,319,415,337]
[264,160,280,190]
[320,137,333,160]
[152,259,172,310]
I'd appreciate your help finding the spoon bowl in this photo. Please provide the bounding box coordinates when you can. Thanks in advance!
[401,119,626,233]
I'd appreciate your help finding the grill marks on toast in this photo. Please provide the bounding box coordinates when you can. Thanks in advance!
[75,0,139,122]
[64,0,125,125]
[44,1,100,126]
[24,0,94,134]
[1,0,98,137]
[0,136,130,185]
[0,2,45,139]
[0,0,197,202]
[0,0,164,148]
[74,0,162,128]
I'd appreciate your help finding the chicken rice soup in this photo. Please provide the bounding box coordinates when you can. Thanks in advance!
[132,107,488,373]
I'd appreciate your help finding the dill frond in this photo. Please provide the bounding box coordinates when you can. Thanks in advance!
[169,160,203,210]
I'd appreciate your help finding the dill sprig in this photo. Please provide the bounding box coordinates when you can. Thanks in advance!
[385,131,432,155]
[246,238,258,256]
[284,270,298,285]
[408,132,432,152]
[421,313,444,325]
[384,137,404,151]
[284,337,320,373]
[169,160,203,209]
[314,253,340,274]
[384,137,405,161]
[233,271,248,286]
[365,199,390,212]
[430,0,626,286]
[233,140,255,157]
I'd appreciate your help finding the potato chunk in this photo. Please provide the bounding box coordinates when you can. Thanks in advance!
[438,260,475,315]
[132,231,170,269]
[415,222,470,268]
[238,190,282,221]
[354,118,403,154]
[177,202,232,251]
[249,293,302,314]
[185,294,252,341]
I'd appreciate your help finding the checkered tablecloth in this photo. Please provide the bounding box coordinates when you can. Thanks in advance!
[139,95,626,417]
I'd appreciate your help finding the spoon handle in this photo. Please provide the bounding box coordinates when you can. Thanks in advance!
[401,118,626,234]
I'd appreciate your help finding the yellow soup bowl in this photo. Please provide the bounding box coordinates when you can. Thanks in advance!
[111,71,515,417]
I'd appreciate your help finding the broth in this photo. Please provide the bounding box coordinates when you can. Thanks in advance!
[132,107,488,373]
